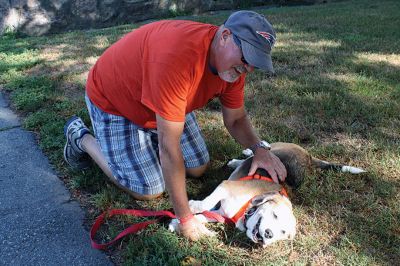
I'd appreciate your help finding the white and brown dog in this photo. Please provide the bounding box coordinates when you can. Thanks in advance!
[169,142,365,247]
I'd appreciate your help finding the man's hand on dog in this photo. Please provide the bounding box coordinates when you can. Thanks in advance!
[248,148,287,183]
[178,215,215,241]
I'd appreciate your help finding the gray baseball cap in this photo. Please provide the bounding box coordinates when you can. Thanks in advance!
[224,10,276,73]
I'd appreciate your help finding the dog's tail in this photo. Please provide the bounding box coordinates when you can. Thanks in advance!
[311,157,366,174]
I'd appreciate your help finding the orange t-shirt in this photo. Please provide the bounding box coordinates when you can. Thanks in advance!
[86,20,245,128]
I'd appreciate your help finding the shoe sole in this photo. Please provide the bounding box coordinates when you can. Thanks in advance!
[64,138,91,170]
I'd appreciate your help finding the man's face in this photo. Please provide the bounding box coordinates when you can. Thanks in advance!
[216,31,254,83]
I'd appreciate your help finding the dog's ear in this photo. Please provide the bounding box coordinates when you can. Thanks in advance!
[251,191,280,206]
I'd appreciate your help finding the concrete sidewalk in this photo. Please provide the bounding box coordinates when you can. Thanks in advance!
[0,92,112,265]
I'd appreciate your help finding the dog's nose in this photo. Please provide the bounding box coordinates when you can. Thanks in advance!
[265,229,273,239]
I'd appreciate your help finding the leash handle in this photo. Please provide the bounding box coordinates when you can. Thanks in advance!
[90,209,231,249]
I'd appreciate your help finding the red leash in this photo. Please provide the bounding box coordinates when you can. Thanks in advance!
[90,209,231,249]
[90,174,285,249]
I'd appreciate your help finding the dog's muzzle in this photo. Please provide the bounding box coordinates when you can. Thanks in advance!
[244,200,276,244]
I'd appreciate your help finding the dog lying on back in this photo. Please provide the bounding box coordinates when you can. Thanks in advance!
[169,142,365,246]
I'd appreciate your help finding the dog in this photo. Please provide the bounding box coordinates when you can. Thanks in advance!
[169,142,365,247]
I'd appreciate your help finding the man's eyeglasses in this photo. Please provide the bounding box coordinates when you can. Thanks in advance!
[241,56,249,65]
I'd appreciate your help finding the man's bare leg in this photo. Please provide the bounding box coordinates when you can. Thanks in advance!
[80,134,162,200]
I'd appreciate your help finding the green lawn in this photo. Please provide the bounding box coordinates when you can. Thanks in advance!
[1,0,399,265]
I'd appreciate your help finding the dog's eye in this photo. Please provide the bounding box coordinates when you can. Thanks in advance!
[281,230,286,234]
[273,213,278,219]
[247,206,257,216]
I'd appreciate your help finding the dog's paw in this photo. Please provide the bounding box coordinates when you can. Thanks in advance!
[227,159,244,169]
[194,214,208,224]
[189,200,205,214]
[168,218,179,233]
[242,149,253,157]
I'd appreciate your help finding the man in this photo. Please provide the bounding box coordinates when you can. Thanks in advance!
[63,10,287,241]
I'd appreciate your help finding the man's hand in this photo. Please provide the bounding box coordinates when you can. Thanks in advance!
[248,148,287,183]
[178,215,215,241]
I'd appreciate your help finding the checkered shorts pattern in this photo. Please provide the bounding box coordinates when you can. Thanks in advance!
[85,95,209,195]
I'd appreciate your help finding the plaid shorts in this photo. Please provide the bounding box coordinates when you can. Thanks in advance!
[85,95,209,195]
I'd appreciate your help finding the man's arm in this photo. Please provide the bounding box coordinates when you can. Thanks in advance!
[156,114,214,240]
[156,114,190,218]
[221,106,287,183]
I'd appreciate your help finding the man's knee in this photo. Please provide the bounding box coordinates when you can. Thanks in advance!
[186,163,209,178]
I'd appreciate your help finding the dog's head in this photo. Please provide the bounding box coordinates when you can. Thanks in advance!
[243,191,296,247]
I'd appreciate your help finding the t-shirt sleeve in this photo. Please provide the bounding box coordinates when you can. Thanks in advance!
[219,75,245,109]
[141,61,191,122]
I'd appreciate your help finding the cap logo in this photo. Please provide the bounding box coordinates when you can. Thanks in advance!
[256,31,276,47]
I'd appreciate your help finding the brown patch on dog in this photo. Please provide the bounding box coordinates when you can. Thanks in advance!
[221,179,282,198]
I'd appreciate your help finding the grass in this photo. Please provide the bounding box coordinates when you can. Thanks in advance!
[1,0,399,264]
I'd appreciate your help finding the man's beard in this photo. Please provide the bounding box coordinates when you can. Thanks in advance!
[218,69,240,83]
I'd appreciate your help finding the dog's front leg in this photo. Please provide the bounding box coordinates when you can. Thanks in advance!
[189,185,230,213]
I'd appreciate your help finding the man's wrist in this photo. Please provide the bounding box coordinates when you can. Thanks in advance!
[249,140,271,154]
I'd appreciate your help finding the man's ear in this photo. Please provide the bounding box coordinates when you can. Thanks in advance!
[220,28,232,46]
[251,191,279,206]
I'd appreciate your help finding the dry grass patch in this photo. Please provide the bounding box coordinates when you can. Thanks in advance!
[355,52,400,68]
